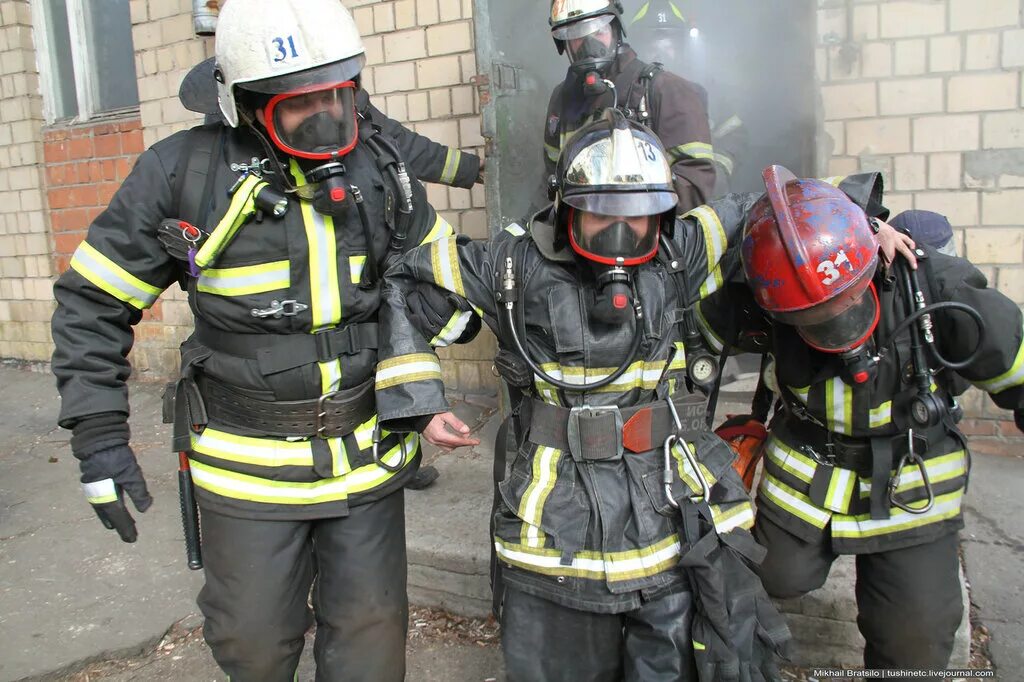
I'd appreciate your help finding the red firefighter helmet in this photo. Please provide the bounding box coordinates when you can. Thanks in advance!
[742,165,880,353]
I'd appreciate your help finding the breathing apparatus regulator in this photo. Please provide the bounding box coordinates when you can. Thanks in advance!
[508,109,677,392]
[743,166,986,426]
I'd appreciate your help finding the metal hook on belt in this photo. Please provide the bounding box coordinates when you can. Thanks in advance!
[663,397,712,508]
[371,423,407,473]
[888,429,935,515]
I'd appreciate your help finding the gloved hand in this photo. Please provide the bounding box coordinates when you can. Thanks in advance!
[1015,409,1023,435]
[79,445,153,543]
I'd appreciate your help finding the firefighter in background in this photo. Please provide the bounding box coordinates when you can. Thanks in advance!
[705,167,1024,673]
[50,1,477,679]
[627,0,748,196]
[544,0,715,210]
[374,110,791,680]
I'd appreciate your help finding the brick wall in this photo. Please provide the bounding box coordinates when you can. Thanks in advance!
[0,0,51,363]
[817,0,1024,444]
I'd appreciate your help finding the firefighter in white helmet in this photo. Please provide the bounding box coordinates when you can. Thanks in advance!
[50,1,478,679]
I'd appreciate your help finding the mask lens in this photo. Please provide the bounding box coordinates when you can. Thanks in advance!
[266,82,357,160]
[567,26,615,63]
[570,210,659,265]
[796,284,880,353]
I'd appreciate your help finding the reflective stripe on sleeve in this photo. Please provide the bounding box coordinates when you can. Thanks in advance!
[375,353,443,389]
[685,205,727,298]
[82,478,118,504]
[974,326,1024,394]
[430,236,466,297]
[668,141,714,163]
[430,310,474,347]
[197,261,290,296]
[420,213,456,245]
[70,241,163,309]
[694,301,725,353]
[439,148,461,185]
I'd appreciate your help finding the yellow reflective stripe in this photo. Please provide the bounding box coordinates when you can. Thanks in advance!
[669,1,684,20]
[504,223,527,236]
[630,1,649,23]
[194,175,262,268]
[765,437,815,484]
[70,241,163,309]
[825,377,853,435]
[319,359,342,393]
[671,440,717,494]
[329,436,350,478]
[82,479,117,504]
[189,432,417,504]
[668,142,714,162]
[869,400,892,429]
[439,148,461,185]
[192,427,313,467]
[759,474,831,527]
[820,176,846,187]
[534,359,671,394]
[545,143,560,162]
[711,501,755,533]
[420,213,456,245]
[712,152,735,176]
[858,450,967,498]
[684,205,726,299]
[430,310,474,347]
[694,301,725,353]
[348,255,367,284]
[668,341,687,371]
[823,467,856,514]
[692,640,706,651]
[196,260,290,296]
[974,325,1024,394]
[430,236,466,297]
[788,384,810,404]
[494,534,681,582]
[713,115,743,138]
[376,352,443,389]
[293,160,341,330]
[832,490,963,539]
[518,446,561,548]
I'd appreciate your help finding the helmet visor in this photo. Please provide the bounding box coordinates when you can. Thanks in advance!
[552,13,615,40]
[566,23,618,64]
[264,81,358,160]
[795,283,880,353]
[569,209,659,265]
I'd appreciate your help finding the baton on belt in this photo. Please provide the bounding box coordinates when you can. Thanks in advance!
[177,452,203,570]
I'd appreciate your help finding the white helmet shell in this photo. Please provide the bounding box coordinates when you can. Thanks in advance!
[215,0,366,127]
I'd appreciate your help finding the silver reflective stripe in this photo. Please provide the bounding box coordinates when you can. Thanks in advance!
[197,261,290,296]
[82,478,117,504]
[71,242,161,309]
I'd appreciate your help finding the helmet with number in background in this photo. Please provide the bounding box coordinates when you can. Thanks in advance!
[742,165,880,353]
[550,0,625,74]
[214,0,366,160]
[553,108,678,266]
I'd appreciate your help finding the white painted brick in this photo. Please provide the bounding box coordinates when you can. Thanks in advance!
[383,29,427,63]
[425,182,448,210]
[824,121,845,156]
[373,62,417,93]
[967,228,1024,264]
[416,55,462,88]
[459,116,484,147]
[982,111,1024,149]
[879,78,944,115]
[438,0,461,22]
[415,119,459,148]
[373,3,396,33]
[913,115,980,152]
[828,156,860,176]
[821,82,877,120]
[416,0,439,25]
[847,117,912,154]
[448,186,471,209]
[852,4,879,40]
[948,73,1019,112]
[451,85,475,115]
[950,0,1021,31]
[1002,28,1024,68]
[996,267,1024,304]
[929,35,962,72]
[915,191,980,226]
[428,88,451,117]
[861,42,893,77]
[385,94,408,121]
[426,21,472,56]
[982,189,1024,224]
[353,7,375,36]
[895,154,927,190]
[407,91,429,120]
[929,153,963,189]
[965,33,1000,70]
[818,7,847,44]
[880,2,946,38]
[364,35,384,66]
[395,0,417,29]
[894,39,927,75]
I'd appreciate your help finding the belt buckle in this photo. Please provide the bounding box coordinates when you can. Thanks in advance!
[316,390,341,438]
[800,443,835,466]
[566,404,623,462]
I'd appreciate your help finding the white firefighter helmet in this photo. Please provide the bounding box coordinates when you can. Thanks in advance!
[215,0,366,128]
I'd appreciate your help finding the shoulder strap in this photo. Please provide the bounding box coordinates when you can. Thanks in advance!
[172,124,224,227]
[916,252,972,396]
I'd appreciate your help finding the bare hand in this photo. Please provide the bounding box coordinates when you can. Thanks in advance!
[875,218,917,269]
[423,412,480,451]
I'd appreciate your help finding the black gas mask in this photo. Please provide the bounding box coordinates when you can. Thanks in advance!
[562,19,620,92]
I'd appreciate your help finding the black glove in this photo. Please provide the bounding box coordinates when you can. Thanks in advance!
[406,281,481,346]
[1015,409,1023,435]
[79,445,153,543]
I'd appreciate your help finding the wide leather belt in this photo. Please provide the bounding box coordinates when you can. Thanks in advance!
[527,394,708,462]
[195,322,379,375]
[198,375,376,438]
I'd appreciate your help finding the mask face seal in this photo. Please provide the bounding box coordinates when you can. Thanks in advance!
[568,208,659,266]
[564,20,618,78]
[263,81,358,160]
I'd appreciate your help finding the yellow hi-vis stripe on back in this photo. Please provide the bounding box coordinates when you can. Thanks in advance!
[70,241,163,309]
[194,174,263,268]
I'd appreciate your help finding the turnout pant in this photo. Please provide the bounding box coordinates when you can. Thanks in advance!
[500,585,696,682]
[754,514,962,674]
[196,491,408,682]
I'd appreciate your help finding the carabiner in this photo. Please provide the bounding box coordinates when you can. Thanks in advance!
[664,397,712,506]
[887,429,935,514]
[371,423,407,473]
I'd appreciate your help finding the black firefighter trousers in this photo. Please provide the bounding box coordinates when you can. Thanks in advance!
[754,514,962,675]
[501,585,696,681]
[196,490,408,682]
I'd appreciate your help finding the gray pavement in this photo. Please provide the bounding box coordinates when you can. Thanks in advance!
[0,365,1017,680]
